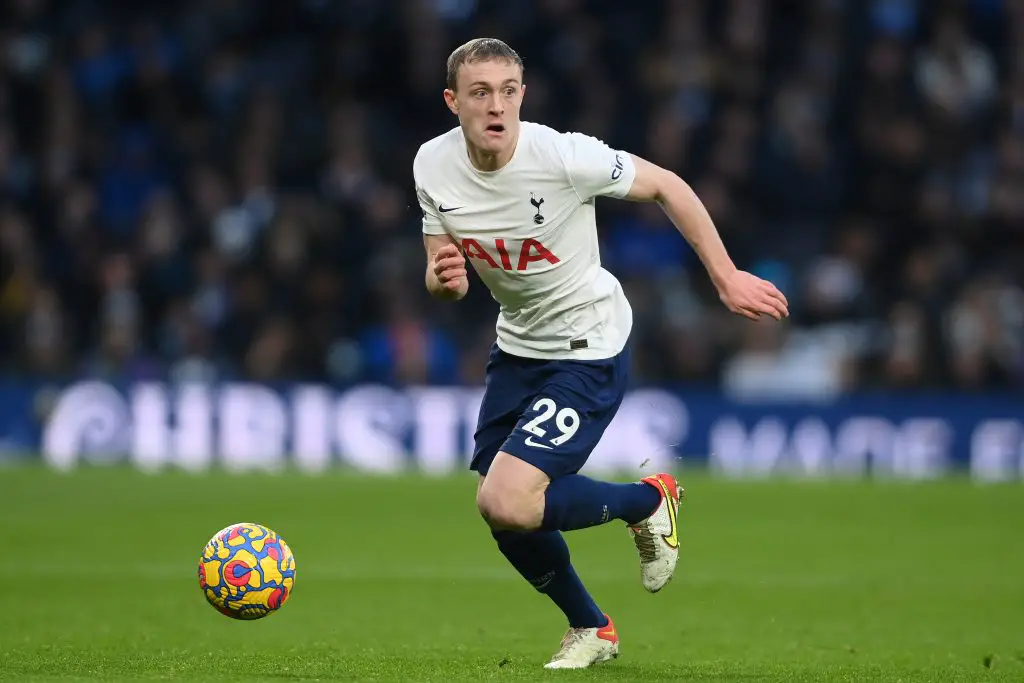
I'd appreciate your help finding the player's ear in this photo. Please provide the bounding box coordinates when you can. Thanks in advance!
[443,88,459,115]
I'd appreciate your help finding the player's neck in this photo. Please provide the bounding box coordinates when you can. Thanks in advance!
[465,132,519,172]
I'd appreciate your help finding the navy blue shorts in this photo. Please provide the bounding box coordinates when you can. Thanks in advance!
[470,343,630,480]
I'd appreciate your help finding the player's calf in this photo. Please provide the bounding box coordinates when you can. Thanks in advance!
[476,453,665,535]
[492,529,607,629]
[540,473,662,532]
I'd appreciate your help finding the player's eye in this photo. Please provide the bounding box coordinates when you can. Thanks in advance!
[503,87,516,97]
[473,90,487,98]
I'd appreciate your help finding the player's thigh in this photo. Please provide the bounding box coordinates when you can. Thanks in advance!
[470,345,533,476]
[501,351,629,480]
[481,450,552,493]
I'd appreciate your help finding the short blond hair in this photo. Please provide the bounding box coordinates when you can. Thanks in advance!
[446,38,523,91]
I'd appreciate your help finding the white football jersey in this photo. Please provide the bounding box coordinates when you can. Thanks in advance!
[414,121,637,360]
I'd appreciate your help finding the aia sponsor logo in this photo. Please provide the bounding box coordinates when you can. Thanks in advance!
[461,238,559,271]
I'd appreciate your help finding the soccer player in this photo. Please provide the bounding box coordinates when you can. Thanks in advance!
[413,38,789,669]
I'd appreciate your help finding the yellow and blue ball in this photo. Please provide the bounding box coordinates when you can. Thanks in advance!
[198,522,296,620]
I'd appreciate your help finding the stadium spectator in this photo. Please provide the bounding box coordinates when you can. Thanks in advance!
[0,0,1020,395]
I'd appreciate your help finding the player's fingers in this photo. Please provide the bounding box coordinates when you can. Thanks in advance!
[437,259,468,275]
[746,284,784,319]
[761,296,786,320]
[735,292,768,318]
[443,276,466,290]
[734,305,760,321]
[769,285,789,309]
[434,250,459,266]
[435,255,464,269]
[768,290,789,317]
[747,299,777,320]
[435,244,459,260]
[762,282,790,311]
[434,256,465,274]
[438,267,467,283]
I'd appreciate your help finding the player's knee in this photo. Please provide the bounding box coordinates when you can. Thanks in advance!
[476,480,543,531]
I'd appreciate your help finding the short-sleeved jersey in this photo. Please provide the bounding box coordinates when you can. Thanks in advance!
[414,121,637,361]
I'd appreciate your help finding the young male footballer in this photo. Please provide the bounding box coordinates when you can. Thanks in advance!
[413,38,789,669]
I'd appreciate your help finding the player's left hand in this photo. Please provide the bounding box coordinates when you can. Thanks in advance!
[717,270,789,321]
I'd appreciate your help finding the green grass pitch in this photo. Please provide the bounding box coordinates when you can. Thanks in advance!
[1,465,1022,682]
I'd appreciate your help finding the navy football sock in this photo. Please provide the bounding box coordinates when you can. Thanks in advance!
[541,474,662,531]
[492,529,607,629]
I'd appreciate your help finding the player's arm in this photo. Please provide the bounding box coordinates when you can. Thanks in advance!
[562,132,787,320]
[424,233,469,301]
[414,162,468,302]
[624,155,789,321]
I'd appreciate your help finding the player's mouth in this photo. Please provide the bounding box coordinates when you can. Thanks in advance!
[485,123,506,137]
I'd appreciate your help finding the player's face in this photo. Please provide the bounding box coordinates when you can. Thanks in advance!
[445,59,525,158]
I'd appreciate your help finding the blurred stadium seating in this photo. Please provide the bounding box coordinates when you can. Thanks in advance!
[2,0,1021,389]
[0,0,1022,478]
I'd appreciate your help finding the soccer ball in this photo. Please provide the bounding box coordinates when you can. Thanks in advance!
[198,522,296,620]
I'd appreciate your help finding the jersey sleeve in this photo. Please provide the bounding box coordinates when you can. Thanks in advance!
[560,132,637,201]
[416,183,445,235]
[413,151,446,236]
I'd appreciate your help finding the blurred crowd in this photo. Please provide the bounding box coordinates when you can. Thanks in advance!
[0,0,1021,397]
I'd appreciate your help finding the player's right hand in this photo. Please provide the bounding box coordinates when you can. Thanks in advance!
[433,243,468,292]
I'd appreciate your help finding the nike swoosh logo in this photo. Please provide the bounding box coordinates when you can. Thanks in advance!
[438,205,463,213]
[524,436,553,450]
[657,479,679,549]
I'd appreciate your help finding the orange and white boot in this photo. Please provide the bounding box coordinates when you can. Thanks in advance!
[628,473,684,593]
[543,614,619,669]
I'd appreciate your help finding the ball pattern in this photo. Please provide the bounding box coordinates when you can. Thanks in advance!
[198,522,295,620]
